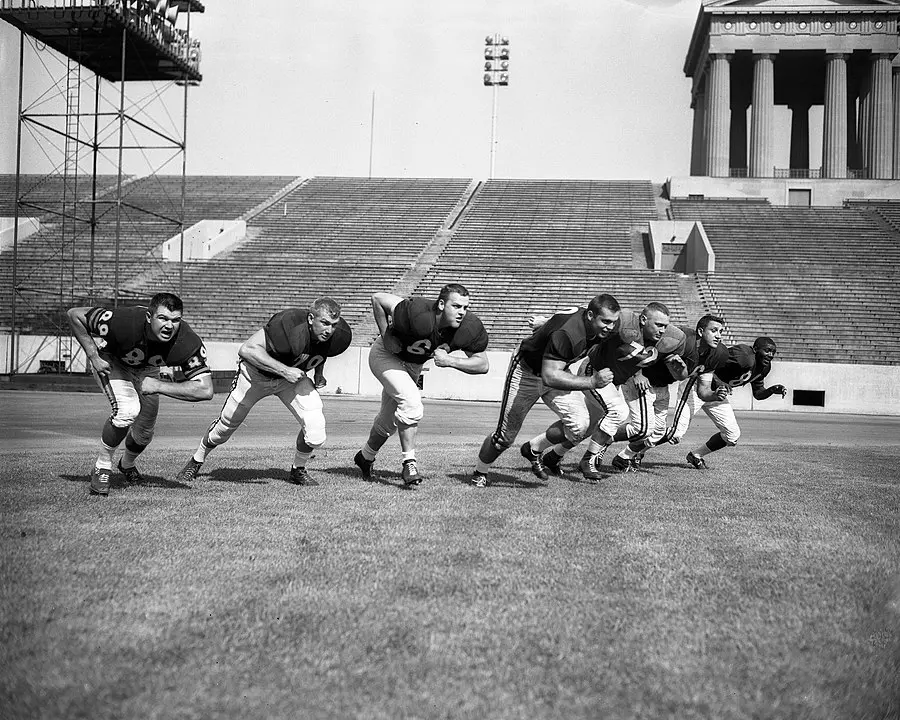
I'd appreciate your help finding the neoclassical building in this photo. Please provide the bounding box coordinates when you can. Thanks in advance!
[685,0,900,181]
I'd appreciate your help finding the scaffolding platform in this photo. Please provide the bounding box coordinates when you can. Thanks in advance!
[0,1,204,82]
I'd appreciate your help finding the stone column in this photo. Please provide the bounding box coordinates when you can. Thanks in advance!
[870,53,893,180]
[859,65,872,176]
[893,66,900,180]
[822,54,848,179]
[749,53,775,178]
[789,102,810,173]
[705,53,732,177]
[690,86,707,176]
[847,80,861,174]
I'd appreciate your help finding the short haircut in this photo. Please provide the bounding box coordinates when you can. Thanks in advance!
[753,336,777,352]
[438,283,470,305]
[587,293,620,314]
[696,314,725,333]
[643,301,670,318]
[149,292,183,314]
[311,296,341,318]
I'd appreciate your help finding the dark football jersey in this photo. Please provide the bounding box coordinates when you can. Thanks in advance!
[586,309,686,386]
[643,324,728,386]
[713,344,772,394]
[518,307,600,375]
[390,296,489,365]
[85,305,209,379]
[260,308,353,378]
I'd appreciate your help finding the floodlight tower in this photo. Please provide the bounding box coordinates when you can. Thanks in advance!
[483,34,510,179]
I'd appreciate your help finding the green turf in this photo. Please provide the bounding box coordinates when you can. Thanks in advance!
[2,432,899,719]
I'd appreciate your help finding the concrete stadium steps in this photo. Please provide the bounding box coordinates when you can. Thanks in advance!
[844,199,900,236]
[449,179,657,269]
[0,174,124,217]
[412,268,689,351]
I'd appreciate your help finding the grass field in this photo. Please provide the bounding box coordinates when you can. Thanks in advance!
[2,390,899,719]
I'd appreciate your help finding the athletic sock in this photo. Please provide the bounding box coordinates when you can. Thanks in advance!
[619,446,638,460]
[529,434,554,453]
[120,435,146,470]
[95,441,116,471]
[193,435,215,463]
[401,450,416,463]
[361,443,378,462]
[475,459,491,474]
[293,450,313,469]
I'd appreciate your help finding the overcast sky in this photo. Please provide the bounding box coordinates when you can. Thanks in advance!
[1,0,722,181]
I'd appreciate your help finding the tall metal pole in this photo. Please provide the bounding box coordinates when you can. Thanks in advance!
[178,6,192,295]
[89,73,100,303]
[10,32,25,376]
[490,81,498,179]
[368,91,375,178]
[113,25,127,308]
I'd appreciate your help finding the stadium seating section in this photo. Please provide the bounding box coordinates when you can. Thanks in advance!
[3,175,899,365]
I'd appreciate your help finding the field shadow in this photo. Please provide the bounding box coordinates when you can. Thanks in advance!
[60,472,190,490]
[315,464,419,490]
[448,471,546,489]
[203,467,278,485]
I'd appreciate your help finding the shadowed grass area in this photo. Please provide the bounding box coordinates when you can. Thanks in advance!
[2,437,899,719]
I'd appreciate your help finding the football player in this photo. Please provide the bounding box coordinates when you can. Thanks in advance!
[611,314,728,470]
[471,294,620,488]
[175,297,352,485]
[67,293,213,496]
[543,302,687,482]
[355,284,489,485]
[684,336,787,469]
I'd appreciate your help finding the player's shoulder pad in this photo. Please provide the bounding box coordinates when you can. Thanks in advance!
[657,325,686,355]
[616,309,642,343]
[393,296,435,339]
[328,317,353,355]
[453,312,489,353]
[729,343,756,368]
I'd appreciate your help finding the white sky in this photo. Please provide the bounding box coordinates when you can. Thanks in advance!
[0,0,780,181]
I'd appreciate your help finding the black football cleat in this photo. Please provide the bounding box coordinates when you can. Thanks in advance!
[117,460,144,484]
[288,466,312,485]
[631,451,645,469]
[686,451,708,469]
[89,466,111,496]
[470,471,488,488]
[541,450,563,477]
[520,442,549,480]
[401,459,424,486]
[611,455,635,473]
[579,455,604,484]
[176,457,203,484]
[354,451,375,481]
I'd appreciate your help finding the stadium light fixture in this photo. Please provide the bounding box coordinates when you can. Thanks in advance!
[483,34,510,178]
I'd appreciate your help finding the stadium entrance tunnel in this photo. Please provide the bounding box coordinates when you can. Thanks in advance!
[793,390,826,408]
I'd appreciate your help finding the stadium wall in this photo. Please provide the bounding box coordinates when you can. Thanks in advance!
[668,177,900,207]
[4,334,899,416]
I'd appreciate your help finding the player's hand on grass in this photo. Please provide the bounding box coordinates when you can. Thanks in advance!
[592,368,614,388]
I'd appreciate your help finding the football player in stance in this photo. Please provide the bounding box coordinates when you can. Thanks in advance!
[683,336,787,469]
[67,293,213,496]
[355,284,489,485]
[175,297,352,486]
[542,302,687,482]
[611,314,728,470]
[471,294,620,488]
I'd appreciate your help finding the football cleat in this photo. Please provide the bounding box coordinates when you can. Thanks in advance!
[401,459,424,486]
[175,457,203,484]
[611,455,635,473]
[117,460,144,484]
[288,466,312,485]
[686,451,707,469]
[579,454,604,483]
[353,451,374,481]
[520,442,548,480]
[90,466,111,496]
[632,450,646,469]
[541,450,563,477]
[470,471,488,488]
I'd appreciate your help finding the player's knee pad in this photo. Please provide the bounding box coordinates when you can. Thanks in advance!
[394,399,424,427]
[561,409,591,444]
[109,398,140,428]
[490,433,512,452]
[128,424,154,447]
[301,412,327,448]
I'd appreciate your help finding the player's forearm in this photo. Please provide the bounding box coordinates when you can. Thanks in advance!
[151,375,214,401]
[541,369,596,391]
[445,354,489,375]
[241,345,301,380]
[754,386,778,401]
